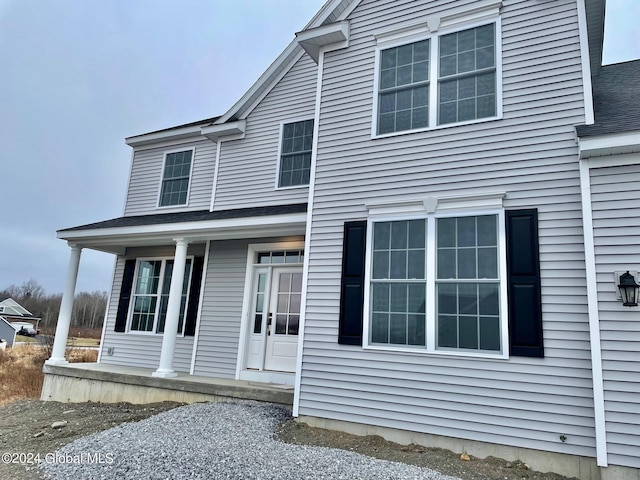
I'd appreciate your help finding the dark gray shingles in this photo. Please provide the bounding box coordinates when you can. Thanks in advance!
[58,203,308,233]
[577,59,640,137]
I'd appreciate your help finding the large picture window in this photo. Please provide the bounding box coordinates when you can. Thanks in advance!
[368,213,504,354]
[375,21,499,135]
[278,120,313,188]
[129,258,193,334]
[159,149,193,207]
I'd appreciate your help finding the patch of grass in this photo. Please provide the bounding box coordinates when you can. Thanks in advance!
[0,345,98,406]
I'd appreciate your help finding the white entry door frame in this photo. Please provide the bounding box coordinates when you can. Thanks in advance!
[237,241,304,385]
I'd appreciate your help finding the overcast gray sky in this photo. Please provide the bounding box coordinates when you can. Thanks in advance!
[1,0,638,296]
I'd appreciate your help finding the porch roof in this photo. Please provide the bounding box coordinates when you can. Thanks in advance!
[57,203,308,254]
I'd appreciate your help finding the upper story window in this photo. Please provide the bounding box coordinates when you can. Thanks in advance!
[159,149,194,207]
[438,24,496,125]
[378,40,430,135]
[278,120,313,188]
[374,21,500,136]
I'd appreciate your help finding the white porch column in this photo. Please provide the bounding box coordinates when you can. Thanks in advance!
[46,244,82,365]
[153,238,189,378]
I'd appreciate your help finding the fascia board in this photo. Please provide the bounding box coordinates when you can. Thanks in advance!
[216,41,302,124]
[201,120,246,142]
[579,131,640,159]
[125,126,204,147]
[57,212,308,242]
[216,0,358,123]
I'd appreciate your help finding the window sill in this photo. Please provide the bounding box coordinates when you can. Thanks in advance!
[156,203,189,210]
[124,331,187,338]
[275,184,309,191]
[362,343,508,360]
[371,114,502,140]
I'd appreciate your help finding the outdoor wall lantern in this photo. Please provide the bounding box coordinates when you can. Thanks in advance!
[618,271,640,307]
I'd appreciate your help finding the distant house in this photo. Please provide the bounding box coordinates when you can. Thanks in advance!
[46,1,640,479]
[0,316,16,348]
[0,297,40,346]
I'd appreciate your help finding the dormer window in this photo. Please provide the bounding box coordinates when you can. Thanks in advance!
[158,148,194,207]
[278,120,313,188]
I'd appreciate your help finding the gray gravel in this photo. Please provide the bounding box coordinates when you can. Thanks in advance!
[40,401,461,480]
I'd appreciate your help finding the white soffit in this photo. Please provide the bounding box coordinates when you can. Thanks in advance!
[201,120,247,142]
[579,131,640,159]
[296,21,350,63]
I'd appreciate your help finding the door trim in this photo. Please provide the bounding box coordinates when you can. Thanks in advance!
[236,240,305,384]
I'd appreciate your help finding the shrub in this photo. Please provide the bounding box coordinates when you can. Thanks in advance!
[0,345,98,406]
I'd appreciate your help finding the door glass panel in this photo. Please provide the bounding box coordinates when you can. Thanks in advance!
[253,314,263,334]
[288,315,299,335]
[279,273,290,290]
[271,270,302,337]
[252,273,267,334]
[275,314,287,334]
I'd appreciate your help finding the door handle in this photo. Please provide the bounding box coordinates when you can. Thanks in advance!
[267,313,272,335]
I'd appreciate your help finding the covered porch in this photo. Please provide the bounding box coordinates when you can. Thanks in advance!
[41,362,294,406]
[46,203,308,400]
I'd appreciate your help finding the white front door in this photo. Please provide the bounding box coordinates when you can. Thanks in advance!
[264,267,302,372]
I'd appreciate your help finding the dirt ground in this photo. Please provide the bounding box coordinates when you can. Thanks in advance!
[0,400,576,480]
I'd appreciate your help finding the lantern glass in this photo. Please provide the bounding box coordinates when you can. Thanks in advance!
[618,271,639,307]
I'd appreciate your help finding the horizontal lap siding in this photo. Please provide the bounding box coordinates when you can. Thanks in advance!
[590,162,640,468]
[300,0,595,458]
[124,138,216,216]
[99,256,193,372]
[192,240,248,378]
[212,55,316,210]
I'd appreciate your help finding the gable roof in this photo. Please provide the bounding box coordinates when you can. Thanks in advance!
[576,60,640,138]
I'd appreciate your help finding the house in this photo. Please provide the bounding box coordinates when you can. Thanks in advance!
[43,0,640,478]
[0,317,17,349]
[0,297,40,346]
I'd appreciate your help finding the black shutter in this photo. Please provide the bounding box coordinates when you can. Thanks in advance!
[114,259,136,332]
[338,221,367,345]
[506,209,544,357]
[184,256,204,337]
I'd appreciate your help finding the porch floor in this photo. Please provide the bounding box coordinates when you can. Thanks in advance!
[41,362,294,406]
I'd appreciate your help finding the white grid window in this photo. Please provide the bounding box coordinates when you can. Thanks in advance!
[129,258,192,334]
[375,21,499,135]
[159,150,193,207]
[368,213,503,355]
[279,120,313,188]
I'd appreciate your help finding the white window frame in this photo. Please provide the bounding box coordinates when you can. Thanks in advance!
[156,147,196,208]
[362,206,509,359]
[127,256,194,336]
[274,118,314,190]
[371,16,503,138]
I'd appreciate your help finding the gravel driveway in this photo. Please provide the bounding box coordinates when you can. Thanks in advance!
[40,401,460,480]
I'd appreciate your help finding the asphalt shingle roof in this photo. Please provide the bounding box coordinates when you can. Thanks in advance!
[58,203,308,233]
[577,59,640,138]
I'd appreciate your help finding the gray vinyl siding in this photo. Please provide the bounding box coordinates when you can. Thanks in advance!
[0,318,16,347]
[212,55,316,210]
[299,0,596,459]
[192,240,249,378]
[124,138,216,216]
[590,161,640,469]
[99,244,205,373]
